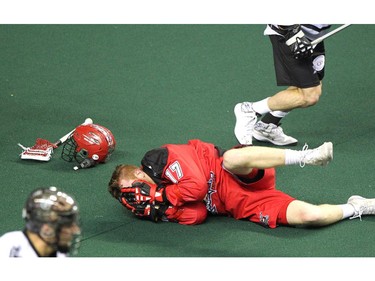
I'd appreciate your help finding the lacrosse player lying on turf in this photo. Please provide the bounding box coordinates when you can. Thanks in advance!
[108,139,375,227]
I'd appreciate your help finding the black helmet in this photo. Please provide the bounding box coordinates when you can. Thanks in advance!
[22,186,81,254]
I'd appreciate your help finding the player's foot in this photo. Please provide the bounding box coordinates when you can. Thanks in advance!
[299,142,333,167]
[253,121,298,146]
[234,102,257,145]
[348,195,375,220]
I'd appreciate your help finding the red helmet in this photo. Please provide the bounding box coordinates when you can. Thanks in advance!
[61,124,116,167]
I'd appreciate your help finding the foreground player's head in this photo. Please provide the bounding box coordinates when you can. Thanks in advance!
[22,186,81,255]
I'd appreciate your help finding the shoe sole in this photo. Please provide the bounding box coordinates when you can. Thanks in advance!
[324,142,333,162]
[234,103,255,145]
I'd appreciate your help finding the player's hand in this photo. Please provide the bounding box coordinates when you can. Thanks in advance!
[284,26,313,59]
[118,180,166,221]
[122,181,153,205]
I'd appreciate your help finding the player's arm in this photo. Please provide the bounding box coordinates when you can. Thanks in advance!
[165,201,207,225]
[163,177,208,207]
[119,180,208,225]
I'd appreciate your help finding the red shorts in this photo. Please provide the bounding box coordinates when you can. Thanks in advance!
[209,165,296,228]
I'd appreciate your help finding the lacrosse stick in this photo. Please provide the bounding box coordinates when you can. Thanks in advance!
[311,24,351,46]
[18,118,93,161]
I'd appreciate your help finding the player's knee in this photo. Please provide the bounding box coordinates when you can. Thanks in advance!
[222,147,248,169]
[305,92,321,106]
[298,207,324,225]
[301,85,322,107]
[222,150,237,170]
[222,148,254,175]
[287,201,329,226]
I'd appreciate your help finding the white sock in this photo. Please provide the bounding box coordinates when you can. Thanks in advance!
[270,110,289,118]
[252,98,271,115]
[340,204,355,219]
[284,149,303,165]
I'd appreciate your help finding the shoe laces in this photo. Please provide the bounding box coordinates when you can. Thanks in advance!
[255,122,278,134]
[299,143,309,168]
[264,123,285,135]
[349,200,375,221]
[349,209,363,221]
[241,102,254,113]
[272,125,285,136]
[349,203,365,220]
[240,104,257,133]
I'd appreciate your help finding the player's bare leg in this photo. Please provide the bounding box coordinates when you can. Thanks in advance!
[286,197,375,227]
[286,200,344,226]
[267,84,322,111]
[222,142,333,175]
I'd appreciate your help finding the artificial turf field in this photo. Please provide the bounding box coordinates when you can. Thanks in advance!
[1,24,374,274]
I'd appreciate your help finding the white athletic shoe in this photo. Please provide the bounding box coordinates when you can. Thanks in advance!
[299,142,333,167]
[347,195,375,221]
[253,121,298,146]
[234,102,257,145]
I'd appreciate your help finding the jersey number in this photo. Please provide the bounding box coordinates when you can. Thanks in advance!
[165,161,183,183]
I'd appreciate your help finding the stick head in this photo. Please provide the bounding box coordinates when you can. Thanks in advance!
[18,138,57,161]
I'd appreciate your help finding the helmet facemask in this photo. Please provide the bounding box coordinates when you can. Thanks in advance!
[54,218,81,255]
[61,137,92,164]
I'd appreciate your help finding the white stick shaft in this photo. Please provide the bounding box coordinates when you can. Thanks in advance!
[311,24,351,46]
[55,118,93,146]
[57,128,77,145]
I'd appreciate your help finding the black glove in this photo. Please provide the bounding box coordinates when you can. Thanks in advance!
[282,25,313,59]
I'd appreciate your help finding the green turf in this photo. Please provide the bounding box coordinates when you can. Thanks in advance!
[1,24,375,258]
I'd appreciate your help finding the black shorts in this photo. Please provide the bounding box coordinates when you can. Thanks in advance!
[269,35,326,88]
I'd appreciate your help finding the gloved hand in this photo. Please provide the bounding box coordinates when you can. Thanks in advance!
[119,180,166,222]
[283,25,313,59]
